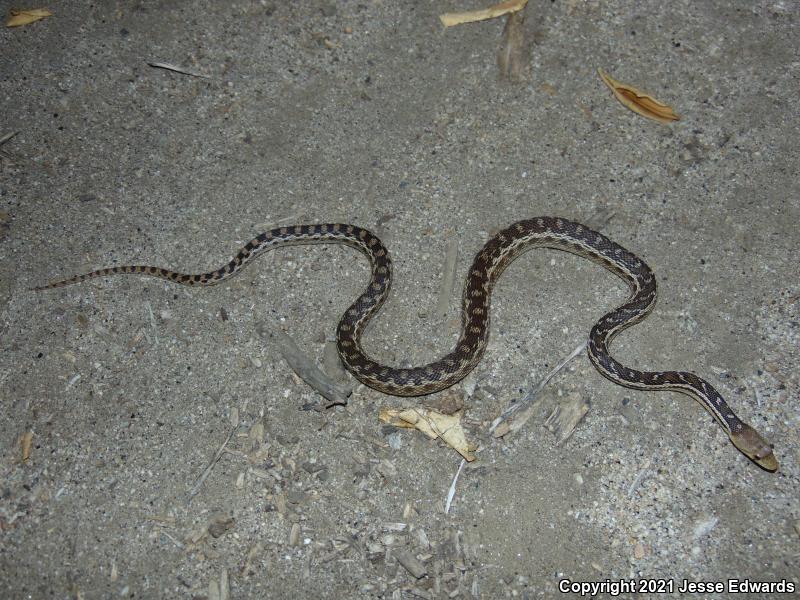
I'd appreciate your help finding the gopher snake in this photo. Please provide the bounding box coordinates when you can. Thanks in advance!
[34,217,777,470]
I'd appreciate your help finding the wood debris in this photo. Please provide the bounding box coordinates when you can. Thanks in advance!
[395,548,427,579]
[544,392,589,444]
[20,431,33,462]
[259,325,351,407]
[491,341,586,436]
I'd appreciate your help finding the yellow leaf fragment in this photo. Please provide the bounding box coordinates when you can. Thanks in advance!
[6,8,53,27]
[440,0,528,28]
[379,407,477,461]
[597,68,680,124]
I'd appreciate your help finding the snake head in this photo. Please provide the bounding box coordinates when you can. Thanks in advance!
[730,424,778,472]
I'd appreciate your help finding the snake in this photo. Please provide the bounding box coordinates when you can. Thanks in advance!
[33,216,777,471]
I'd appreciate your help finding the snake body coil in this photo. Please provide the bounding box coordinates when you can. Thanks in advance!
[35,217,777,470]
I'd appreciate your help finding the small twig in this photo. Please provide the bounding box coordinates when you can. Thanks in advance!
[627,458,652,497]
[0,131,19,146]
[490,340,586,434]
[186,425,237,501]
[444,458,466,514]
[147,61,210,79]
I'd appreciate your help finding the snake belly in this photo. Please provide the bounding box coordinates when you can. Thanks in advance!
[34,217,777,470]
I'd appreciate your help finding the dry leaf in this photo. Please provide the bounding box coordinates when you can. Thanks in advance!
[597,68,680,124]
[380,407,477,461]
[440,0,528,28]
[6,8,53,27]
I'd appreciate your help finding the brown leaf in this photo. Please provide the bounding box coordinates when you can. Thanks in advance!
[7,8,53,28]
[597,68,680,124]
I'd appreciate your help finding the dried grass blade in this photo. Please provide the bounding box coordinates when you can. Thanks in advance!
[597,68,680,124]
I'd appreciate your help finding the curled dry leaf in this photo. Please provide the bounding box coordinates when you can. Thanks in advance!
[6,8,53,27]
[597,68,680,124]
[380,407,477,461]
[440,0,528,28]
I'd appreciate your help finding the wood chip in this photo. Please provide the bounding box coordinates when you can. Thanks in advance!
[20,431,33,462]
[395,548,427,579]
[597,68,680,124]
[259,325,351,406]
[289,522,301,546]
[544,392,589,444]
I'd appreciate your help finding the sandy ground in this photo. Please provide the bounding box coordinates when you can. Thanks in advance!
[1,1,798,598]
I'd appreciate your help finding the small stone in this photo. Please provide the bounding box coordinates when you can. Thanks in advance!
[387,431,403,450]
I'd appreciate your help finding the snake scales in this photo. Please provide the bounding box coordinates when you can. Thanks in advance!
[34,217,777,470]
